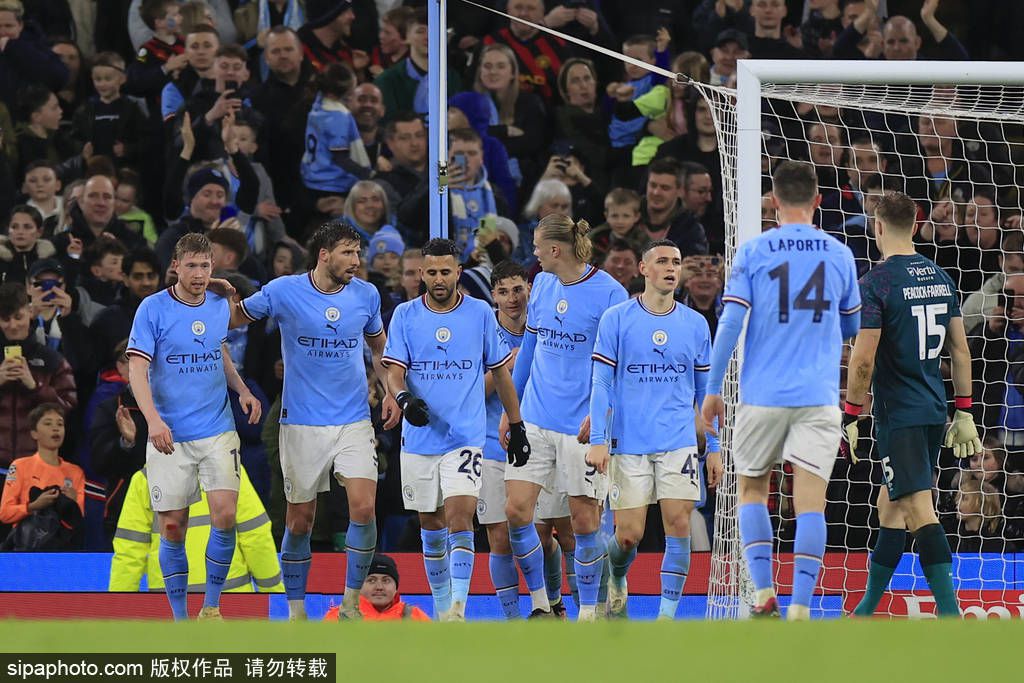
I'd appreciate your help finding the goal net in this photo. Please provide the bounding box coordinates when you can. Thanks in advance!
[697,61,1024,619]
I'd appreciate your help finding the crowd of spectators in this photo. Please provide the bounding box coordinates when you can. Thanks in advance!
[0,0,1021,556]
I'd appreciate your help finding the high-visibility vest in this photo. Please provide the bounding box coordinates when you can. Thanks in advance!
[109,466,283,593]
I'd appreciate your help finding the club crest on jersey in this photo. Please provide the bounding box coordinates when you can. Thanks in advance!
[652,330,668,346]
[556,299,569,314]
[476,498,487,516]
[325,306,340,322]
[609,484,620,502]
[435,327,452,343]
[536,55,551,70]
[151,486,162,503]
[191,320,205,336]
[283,478,292,495]
[403,484,415,501]
[467,199,480,213]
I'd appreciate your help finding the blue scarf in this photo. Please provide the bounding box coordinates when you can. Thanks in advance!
[406,58,430,116]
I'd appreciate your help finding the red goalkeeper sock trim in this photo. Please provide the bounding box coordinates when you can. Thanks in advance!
[955,396,972,410]
[844,402,863,417]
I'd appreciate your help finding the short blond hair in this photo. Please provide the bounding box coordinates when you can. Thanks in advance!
[0,0,23,20]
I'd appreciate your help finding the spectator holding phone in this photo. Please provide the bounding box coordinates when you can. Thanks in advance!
[0,283,77,469]
[0,403,84,549]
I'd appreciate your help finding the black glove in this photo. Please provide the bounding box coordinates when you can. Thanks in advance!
[397,391,430,427]
[507,421,531,467]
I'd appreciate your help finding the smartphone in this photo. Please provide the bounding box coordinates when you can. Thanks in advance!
[224,80,240,93]
[4,345,21,360]
[220,205,239,222]
[453,153,467,169]
[37,278,59,302]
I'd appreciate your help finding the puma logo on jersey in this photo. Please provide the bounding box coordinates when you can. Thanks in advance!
[325,322,338,334]
[652,348,666,359]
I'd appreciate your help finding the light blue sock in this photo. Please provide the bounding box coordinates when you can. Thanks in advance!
[544,542,563,603]
[607,534,637,584]
[280,529,312,602]
[659,536,691,619]
[738,503,774,592]
[158,538,189,620]
[489,553,521,619]
[509,524,545,592]
[449,530,475,605]
[203,526,236,608]
[345,519,377,590]
[574,531,605,607]
[792,512,826,610]
[421,527,452,616]
[564,550,579,606]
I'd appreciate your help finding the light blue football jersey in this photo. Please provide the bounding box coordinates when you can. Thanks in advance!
[722,223,861,407]
[484,318,524,463]
[300,94,362,193]
[127,287,233,442]
[520,266,627,434]
[383,294,512,455]
[240,272,383,426]
[591,298,711,454]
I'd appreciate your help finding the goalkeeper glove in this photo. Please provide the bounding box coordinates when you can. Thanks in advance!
[396,391,430,427]
[945,402,981,458]
[506,421,531,467]
[840,402,862,464]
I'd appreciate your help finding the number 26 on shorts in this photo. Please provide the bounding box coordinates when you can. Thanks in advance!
[457,449,482,480]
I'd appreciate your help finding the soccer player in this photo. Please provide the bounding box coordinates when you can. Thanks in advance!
[127,233,262,620]
[702,161,861,620]
[842,192,980,617]
[480,261,529,619]
[234,221,400,620]
[586,240,724,619]
[500,214,628,620]
[382,239,530,620]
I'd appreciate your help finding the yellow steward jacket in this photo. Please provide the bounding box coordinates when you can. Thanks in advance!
[109,466,283,593]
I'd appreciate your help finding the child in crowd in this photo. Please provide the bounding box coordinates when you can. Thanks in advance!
[80,238,126,306]
[114,170,158,245]
[367,225,405,287]
[72,52,146,168]
[589,188,648,265]
[228,114,285,264]
[21,161,63,233]
[301,62,369,207]
[0,404,85,547]
[15,86,78,182]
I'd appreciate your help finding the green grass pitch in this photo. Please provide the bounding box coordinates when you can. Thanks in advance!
[1,619,1018,682]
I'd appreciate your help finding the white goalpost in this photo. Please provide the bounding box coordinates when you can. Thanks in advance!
[699,60,1024,619]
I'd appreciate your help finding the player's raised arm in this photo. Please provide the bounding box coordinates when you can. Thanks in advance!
[943,315,982,457]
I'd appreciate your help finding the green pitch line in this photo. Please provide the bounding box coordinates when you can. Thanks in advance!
[0,620,1016,682]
